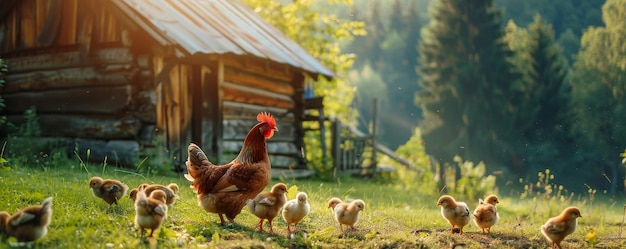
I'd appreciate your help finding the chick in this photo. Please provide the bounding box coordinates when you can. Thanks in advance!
[134,188,168,238]
[328,197,365,232]
[282,192,311,233]
[1,197,53,242]
[89,176,129,206]
[541,206,582,249]
[473,194,500,234]
[130,183,179,205]
[246,183,288,233]
[437,195,471,235]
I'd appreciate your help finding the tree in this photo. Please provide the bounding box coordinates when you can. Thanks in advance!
[243,0,364,124]
[417,0,518,172]
[570,0,626,194]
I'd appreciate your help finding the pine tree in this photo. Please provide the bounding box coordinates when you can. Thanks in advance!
[417,0,517,170]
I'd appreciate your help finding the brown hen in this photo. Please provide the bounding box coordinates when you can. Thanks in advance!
[185,112,278,224]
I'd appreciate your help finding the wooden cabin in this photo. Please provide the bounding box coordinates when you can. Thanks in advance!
[0,0,334,172]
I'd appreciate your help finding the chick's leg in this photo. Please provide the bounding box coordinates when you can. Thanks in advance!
[268,219,274,233]
[218,214,226,225]
[287,223,292,233]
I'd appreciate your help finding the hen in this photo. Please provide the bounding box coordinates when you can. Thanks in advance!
[134,188,168,238]
[473,194,500,234]
[185,112,278,224]
[541,206,582,249]
[282,192,311,233]
[246,183,288,232]
[437,195,471,235]
[328,197,365,232]
[0,197,53,242]
[89,177,129,206]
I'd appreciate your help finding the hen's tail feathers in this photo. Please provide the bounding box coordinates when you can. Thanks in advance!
[246,199,256,213]
[41,197,53,213]
[186,143,213,180]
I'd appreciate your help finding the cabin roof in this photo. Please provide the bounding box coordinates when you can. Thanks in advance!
[111,0,334,78]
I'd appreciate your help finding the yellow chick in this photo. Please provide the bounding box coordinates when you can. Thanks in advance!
[134,188,168,238]
[0,197,53,242]
[282,192,311,233]
[437,195,471,235]
[130,183,179,205]
[246,183,288,233]
[541,206,582,249]
[328,197,365,232]
[89,176,129,206]
[473,194,500,234]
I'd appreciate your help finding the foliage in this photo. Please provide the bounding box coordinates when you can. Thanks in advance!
[569,0,626,194]
[417,0,518,173]
[443,156,497,202]
[496,0,604,62]
[518,169,574,219]
[343,0,425,149]
[391,128,437,195]
[1,107,70,171]
[243,0,364,174]
[503,15,572,180]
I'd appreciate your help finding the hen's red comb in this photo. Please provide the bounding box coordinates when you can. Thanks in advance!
[257,112,276,127]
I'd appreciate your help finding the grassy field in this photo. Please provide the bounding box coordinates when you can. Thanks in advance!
[0,163,624,249]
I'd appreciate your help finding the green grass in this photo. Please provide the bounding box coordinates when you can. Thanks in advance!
[0,164,624,248]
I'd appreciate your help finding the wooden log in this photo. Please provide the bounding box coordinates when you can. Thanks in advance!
[3,85,132,114]
[6,47,134,73]
[222,101,291,120]
[220,151,299,169]
[222,81,294,109]
[223,66,294,96]
[222,119,296,142]
[70,138,140,166]
[132,90,157,122]
[6,114,141,139]
[221,140,300,156]
[2,67,137,93]
[222,54,293,82]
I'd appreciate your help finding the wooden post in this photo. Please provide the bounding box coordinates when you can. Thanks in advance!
[330,117,341,177]
[191,65,202,146]
[371,98,378,172]
[207,59,224,163]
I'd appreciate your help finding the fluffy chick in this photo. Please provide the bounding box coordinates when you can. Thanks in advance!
[473,194,500,234]
[89,177,128,206]
[437,195,471,235]
[130,183,179,205]
[541,206,582,249]
[282,192,311,233]
[134,188,168,238]
[1,197,53,242]
[328,198,365,232]
[246,183,288,233]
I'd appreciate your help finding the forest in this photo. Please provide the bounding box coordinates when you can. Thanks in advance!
[280,0,624,195]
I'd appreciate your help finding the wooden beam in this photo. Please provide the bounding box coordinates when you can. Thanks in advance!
[223,66,294,95]
[206,58,224,162]
[222,81,294,109]
[7,114,141,139]
[191,65,202,145]
[6,47,134,73]
[2,66,136,93]
[3,85,132,114]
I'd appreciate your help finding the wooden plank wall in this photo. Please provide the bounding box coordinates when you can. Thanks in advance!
[1,47,154,166]
[220,55,306,169]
